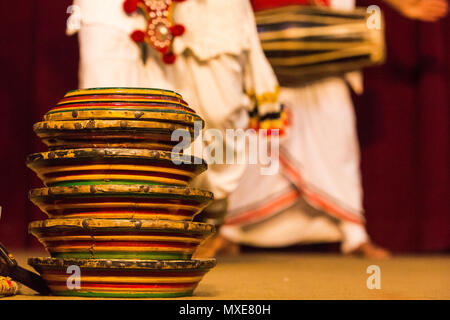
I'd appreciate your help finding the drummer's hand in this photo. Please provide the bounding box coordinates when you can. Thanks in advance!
[389,0,448,22]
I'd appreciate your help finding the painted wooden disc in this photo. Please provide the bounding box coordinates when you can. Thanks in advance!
[29,257,216,298]
[34,119,195,151]
[58,94,189,107]
[29,184,213,220]
[57,95,191,108]
[44,108,203,125]
[47,94,203,124]
[29,218,215,260]
[27,148,207,187]
[65,87,183,99]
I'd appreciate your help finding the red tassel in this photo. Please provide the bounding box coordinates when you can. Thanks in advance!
[162,53,176,64]
[170,24,185,37]
[131,30,146,42]
[158,46,169,54]
[123,0,139,14]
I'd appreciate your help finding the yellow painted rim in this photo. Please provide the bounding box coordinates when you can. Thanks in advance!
[34,120,194,132]
[40,235,203,243]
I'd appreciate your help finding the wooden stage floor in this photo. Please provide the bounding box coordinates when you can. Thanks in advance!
[4,251,449,300]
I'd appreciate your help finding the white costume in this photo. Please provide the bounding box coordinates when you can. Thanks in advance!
[222,0,370,253]
[69,0,281,200]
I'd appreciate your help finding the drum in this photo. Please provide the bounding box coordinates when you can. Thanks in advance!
[27,148,207,187]
[29,185,213,221]
[255,5,385,86]
[29,218,215,260]
[29,257,216,298]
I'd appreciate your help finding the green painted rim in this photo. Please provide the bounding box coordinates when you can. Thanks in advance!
[48,180,182,187]
[53,290,193,298]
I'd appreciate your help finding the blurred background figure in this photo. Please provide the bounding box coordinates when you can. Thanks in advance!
[195,0,448,259]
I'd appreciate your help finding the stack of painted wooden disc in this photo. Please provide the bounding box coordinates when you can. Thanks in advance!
[27,88,216,298]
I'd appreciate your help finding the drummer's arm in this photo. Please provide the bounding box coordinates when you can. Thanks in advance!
[306,0,448,22]
[382,0,448,22]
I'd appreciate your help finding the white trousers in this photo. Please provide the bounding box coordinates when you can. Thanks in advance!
[223,78,368,253]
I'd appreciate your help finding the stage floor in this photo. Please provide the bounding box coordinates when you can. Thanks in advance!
[4,252,449,300]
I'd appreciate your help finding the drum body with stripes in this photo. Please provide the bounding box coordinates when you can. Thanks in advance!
[256,5,385,86]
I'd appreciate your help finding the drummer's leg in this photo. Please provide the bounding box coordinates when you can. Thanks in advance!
[173,54,250,204]
[315,80,390,258]
[189,109,249,229]
[281,80,390,258]
[164,54,252,258]
[325,82,390,258]
[197,108,250,201]
[280,80,365,223]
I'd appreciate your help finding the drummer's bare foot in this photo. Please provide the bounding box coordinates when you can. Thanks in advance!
[348,242,391,259]
[193,234,240,259]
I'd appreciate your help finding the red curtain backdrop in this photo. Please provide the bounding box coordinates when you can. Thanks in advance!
[355,0,449,252]
[0,0,448,252]
[0,0,79,249]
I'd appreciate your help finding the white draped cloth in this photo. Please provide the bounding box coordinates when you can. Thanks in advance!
[69,0,281,199]
[222,0,370,253]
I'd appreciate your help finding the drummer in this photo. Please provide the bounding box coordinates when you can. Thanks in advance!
[196,0,448,259]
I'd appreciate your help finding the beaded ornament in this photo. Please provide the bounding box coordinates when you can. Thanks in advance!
[123,0,187,64]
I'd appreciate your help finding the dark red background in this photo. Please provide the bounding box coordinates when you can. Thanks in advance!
[0,1,448,252]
